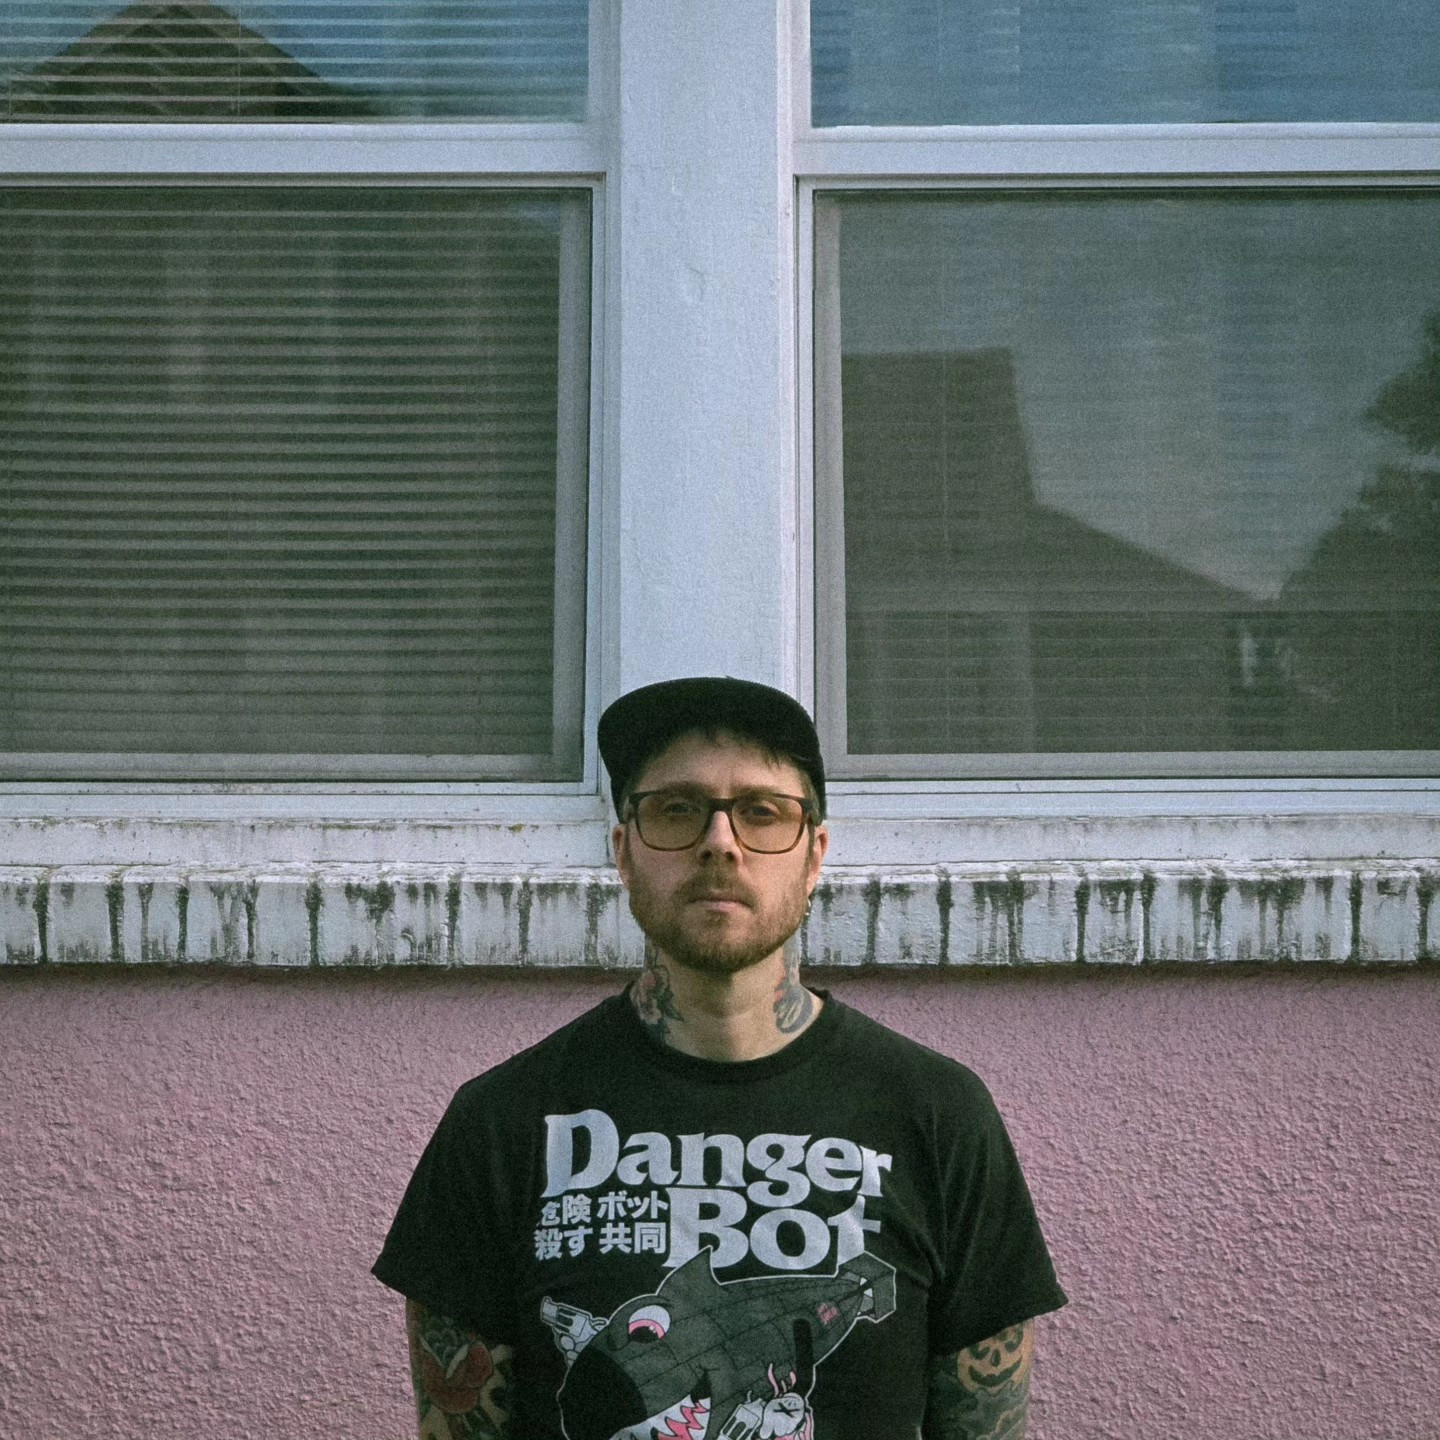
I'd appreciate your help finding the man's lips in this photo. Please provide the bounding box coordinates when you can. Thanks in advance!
[681,886,753,907]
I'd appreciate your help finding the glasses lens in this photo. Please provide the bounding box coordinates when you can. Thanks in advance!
[634,792,708,849]
[633,792,808,852]
[729,794,807,852]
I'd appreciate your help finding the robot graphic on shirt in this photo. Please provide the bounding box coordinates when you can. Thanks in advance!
[541,1248,897,1440]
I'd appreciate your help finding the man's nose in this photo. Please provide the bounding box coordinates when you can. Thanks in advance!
[696,804,742,855]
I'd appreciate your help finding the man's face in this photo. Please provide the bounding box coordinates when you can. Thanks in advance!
[613,730,828,979]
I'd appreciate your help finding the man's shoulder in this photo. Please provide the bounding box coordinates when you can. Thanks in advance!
[826,993,998,1108]
[449,988,632,1110]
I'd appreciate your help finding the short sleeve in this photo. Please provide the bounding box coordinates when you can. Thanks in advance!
[372,1080,519,1338]
[928,1074,1067,1355]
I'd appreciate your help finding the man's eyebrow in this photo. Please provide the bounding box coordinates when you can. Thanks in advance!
[638,783,795,798]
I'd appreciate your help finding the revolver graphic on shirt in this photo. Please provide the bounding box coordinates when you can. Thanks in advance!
[540,1297,603,1362]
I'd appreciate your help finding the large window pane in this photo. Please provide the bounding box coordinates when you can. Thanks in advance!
[817,190,1440,775]
[812,0,1440,125]
[0,186,590,779]
[2,0,587,120]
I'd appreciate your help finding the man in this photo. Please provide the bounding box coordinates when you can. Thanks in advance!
[374,677,1066,1439]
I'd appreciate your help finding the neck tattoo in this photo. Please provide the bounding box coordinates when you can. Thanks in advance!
[772,944,814,1034]
[631,952,683,1044]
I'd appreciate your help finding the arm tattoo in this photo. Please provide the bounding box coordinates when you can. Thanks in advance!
[630,954,683,1042]
[923,1321,1033,1440]
[772,943,814,1034]
[406,1298,513,1440]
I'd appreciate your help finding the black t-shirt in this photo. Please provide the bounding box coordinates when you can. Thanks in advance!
[374,990,1066,1439]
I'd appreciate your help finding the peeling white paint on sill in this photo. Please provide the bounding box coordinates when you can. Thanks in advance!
[2,864,1436,969]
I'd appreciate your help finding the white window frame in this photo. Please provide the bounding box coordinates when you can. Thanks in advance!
[791,0,1440,828]
[0,1,618,828]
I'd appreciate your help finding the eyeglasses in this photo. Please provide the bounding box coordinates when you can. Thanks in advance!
[627,789,816,854]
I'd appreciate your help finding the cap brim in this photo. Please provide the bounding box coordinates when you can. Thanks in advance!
[598,677,825,816]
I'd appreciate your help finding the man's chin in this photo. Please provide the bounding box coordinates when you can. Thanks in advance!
[652,920,793,978]
[667,944,774,978]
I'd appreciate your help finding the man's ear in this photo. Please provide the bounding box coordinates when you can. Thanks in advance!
[612,822,632,889]
[806,823,829,893]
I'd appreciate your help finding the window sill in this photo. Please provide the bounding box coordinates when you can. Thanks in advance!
[2,786,1434,967]
[1,858,1433,968]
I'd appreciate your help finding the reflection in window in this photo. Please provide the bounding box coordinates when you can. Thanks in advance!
[0,187,591,778]
[2,0,587,120]
[812,0,1440,125]
[818,191,1440,772]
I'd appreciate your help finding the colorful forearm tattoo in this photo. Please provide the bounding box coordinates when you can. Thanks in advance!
[406,1299,514,1440]
[923,1321,1033,1440]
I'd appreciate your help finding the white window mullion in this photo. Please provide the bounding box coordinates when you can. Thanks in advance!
[0,123,604,176]
[610,0,796,695]
[795,125,1440,181]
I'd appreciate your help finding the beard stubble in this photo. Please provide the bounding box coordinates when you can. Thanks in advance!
[624,867,811,977]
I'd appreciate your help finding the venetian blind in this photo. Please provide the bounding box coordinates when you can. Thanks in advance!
[0,186,590,778]
[1,0,588,120]
[812,0,1440,126]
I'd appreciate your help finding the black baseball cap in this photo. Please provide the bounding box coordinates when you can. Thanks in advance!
[598,677,826,818]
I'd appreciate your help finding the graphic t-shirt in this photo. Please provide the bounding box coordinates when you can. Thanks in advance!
[373,990,1066,1439]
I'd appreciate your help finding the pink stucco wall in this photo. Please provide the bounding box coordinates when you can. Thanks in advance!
[2,965,1436,1439]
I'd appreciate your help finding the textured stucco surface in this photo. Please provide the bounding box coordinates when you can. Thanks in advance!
[1,965,1436,1439]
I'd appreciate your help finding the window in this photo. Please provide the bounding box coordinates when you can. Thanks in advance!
[806,0,1440,781]
[1,1,596,782]
[811,0,1440,125]
[3,0,587,120]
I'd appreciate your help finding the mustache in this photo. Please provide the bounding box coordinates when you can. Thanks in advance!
[679,880,756,905]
